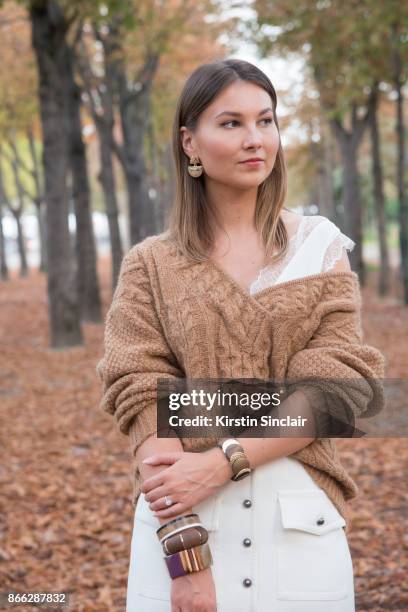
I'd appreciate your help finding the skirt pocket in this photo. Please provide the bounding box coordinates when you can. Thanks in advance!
[276,488,351,601]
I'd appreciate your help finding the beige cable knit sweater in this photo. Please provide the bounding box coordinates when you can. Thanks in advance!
[96,232,386,526]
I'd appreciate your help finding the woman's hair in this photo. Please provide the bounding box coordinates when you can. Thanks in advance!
[167,58,289,263]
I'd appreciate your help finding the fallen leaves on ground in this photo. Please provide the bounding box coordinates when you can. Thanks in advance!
[0,258,407,611]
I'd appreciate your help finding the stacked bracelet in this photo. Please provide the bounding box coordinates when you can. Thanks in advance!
[218,438,252,481]
[162,526,208,555]
[157,514,202,541]
[156,513,213,579]
[164,542,213,579]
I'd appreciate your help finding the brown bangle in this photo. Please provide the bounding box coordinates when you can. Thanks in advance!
[223,443,251,481]
[225,443,242,460]
[163,526,208,555]
[230,452,250,470]
[164,542,213,579]
[156,514,201,541]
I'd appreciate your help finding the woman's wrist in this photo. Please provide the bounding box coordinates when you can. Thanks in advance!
[157,508,194,526]
[158,513,213,579]
[205,446,234,484]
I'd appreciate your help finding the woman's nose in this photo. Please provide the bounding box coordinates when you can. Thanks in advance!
[242,127,263,148]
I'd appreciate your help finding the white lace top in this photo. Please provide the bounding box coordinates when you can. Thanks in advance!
[249,214,355,295]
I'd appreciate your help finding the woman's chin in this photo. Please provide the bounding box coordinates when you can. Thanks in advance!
[225,174,268,190]
[207,173,268,190]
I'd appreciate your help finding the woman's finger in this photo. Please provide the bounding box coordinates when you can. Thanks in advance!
[144,484,170,504]
[142,452,182,465]
[149,493,181,512]
[140,472,166,494]
[154,501,185,519]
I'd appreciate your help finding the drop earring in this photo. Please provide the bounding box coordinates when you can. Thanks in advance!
[188,156,203,178]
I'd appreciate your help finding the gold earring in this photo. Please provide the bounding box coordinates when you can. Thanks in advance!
[188,156,203,177]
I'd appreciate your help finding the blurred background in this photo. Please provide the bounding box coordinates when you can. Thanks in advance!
[0,1,407,610]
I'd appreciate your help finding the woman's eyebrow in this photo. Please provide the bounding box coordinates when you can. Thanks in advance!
[215,107,273,118]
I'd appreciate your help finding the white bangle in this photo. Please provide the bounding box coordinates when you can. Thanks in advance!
[159,522,206,544]
[222,438,241,454]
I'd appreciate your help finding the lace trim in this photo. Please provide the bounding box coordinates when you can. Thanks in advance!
[250,215,325,294]
[249,216,354,295]
[322,233,355,272]
[250,228,300,292]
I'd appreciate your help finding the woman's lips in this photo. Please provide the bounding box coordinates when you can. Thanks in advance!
[239,159,264,166]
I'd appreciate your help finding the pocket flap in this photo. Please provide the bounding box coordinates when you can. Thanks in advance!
[277,489,346,535]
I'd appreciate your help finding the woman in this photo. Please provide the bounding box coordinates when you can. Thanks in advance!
[96,59,385,612]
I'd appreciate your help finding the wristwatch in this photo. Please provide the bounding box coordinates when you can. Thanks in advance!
[217,438,252,481]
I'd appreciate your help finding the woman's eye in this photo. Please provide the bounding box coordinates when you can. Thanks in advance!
[221,118,274,128]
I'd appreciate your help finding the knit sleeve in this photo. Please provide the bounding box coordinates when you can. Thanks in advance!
[285,282,386,437]
[96,244,184,456]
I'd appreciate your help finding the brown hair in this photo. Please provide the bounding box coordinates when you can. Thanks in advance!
[167,58,289,263]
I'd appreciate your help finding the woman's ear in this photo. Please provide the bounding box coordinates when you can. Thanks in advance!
[180,126,195,158]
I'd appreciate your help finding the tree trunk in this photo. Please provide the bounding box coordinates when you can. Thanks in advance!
[77,23,124,292]
[65,42,102,322]
[36,199,47,272]
[319,124,336,222]
[330,125,363,280]
[391,22,408,304]
[341,144,364,282]
[160,141,175,230]
[10,156,28,276]
[330,101,373,285]
[30,0,83,348]
[0,155,9,280]
[309,138,335,219]
[0,199,8,281]
[27,129,47,273]
[97,120,123,289]
[12,210,28,277]
[146,108,160,234]
[117,54,159,245]
[368,86,390,295]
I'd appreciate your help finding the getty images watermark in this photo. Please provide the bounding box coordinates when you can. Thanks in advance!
[156,377,408,439]
[166,387,308,429]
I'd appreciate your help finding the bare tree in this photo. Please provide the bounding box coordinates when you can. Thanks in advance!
[75,20,124,290]
[65,33,102,322]
[30,0,83,348]
[0,151,9,280]
[27,126,47,272]
[368,84,390,296]
[0,144,28,277]
[391,20,408,304]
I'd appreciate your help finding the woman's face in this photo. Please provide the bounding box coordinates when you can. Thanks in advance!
[180,80,280,191]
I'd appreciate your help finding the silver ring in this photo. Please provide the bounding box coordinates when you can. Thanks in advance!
[164,495,173,507]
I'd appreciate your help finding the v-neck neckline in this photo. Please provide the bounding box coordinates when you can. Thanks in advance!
[203,255,358,305]
[159,223,358,307]
[204,214,307,299]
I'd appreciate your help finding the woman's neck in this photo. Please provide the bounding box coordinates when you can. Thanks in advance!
[205,181,258,236]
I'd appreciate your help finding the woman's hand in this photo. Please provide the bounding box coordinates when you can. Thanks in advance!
[171,567,217,612]
[141,449,231,518]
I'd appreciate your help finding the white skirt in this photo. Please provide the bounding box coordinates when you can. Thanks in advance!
[126,456,355,612]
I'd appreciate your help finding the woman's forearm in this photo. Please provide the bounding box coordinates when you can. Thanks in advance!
[134,389,317,521]
[135,431,193,525]
[212,389,317,471]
